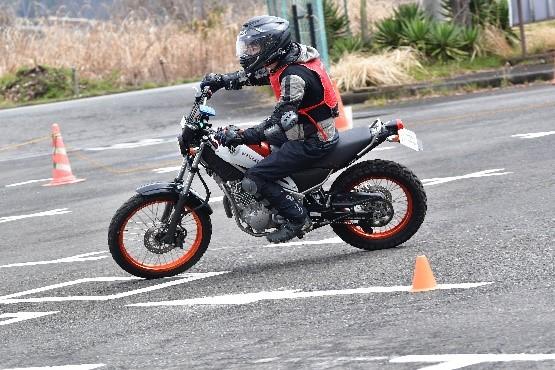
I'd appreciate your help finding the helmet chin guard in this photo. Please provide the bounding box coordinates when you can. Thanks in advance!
[236,15,292,74]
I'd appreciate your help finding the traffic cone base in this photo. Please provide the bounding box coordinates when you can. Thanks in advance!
[333,82,353,132]
[411,255,437,292]
[44,123,85,187]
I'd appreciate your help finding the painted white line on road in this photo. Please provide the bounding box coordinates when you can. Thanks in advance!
[209,196,224,203]
[511,131,555,139]
[422,169,512,186]
[390,354,555,370]
[253,356,388,365]
[4,178,52,187]
[211,237,343,251]
[4,365,105,370]
[0,311,58,326]
[373,146,395,151]
[85,138,175,151]
[0,208,71,224]
[0,272,227,304]
[152,165,181,174]
[0,251,108,269]
[128,282,492,307]
[262,236,343,249]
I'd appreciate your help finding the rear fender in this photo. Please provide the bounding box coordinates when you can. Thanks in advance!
[136,182,213,214]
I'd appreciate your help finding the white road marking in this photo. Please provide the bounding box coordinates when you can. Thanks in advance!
[0,208,71,224]
[0,251,108,269]
[421,168,512,186]
[128,282,492,307]
[85,138,175,151]
[4,178,52,187]
[511,131,555,139]
[152,166,181,174]
[0,272,227,304]
[0,311,58,326]
[211,237,343,251]
[4,365,105,370]
[209,196,224,203]
[253,356,388,364]
[390,354,555,370]
[373,146,395,151]
[262,236,343,249]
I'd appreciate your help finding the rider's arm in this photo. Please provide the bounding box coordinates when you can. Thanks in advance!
[241,72,306,145]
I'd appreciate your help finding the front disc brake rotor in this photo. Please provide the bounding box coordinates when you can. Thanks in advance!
[144,226,186,254]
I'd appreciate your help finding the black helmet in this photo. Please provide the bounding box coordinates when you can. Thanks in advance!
[236,15,292,74]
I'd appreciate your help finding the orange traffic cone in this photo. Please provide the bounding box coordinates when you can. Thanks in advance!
[43,123,85,187]
[411,255,437,292]
[333,82,353,132]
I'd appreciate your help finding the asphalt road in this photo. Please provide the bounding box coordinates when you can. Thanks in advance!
[0,83,554,370]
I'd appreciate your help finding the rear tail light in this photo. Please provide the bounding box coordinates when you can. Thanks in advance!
[396,119,405,130]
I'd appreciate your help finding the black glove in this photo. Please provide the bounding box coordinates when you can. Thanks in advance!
[215,126,245,148]
[200,73,225,93]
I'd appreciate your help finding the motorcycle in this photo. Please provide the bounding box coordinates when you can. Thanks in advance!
[108,88,427,279]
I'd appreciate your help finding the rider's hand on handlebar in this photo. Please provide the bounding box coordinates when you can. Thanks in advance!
[200,73,225,94]
[215,126,245,148]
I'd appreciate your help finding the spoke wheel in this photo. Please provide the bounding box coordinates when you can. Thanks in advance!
[347,177,413,240]
[109,194,211,278]
[330,159,426,251]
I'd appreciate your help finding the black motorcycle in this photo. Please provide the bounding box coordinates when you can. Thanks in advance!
[108,88,427,278]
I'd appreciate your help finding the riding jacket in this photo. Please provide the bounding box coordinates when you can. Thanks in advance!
[221,43,339,146]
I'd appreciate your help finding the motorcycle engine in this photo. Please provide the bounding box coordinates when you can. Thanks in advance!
[229,183,278,232]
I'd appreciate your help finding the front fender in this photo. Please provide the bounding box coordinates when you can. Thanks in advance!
[136,182,213,215]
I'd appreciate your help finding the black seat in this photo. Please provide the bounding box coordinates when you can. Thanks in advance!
[312,127,372,169]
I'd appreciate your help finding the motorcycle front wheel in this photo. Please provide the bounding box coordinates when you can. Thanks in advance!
[108,193,212,279]
[330,159,427,251]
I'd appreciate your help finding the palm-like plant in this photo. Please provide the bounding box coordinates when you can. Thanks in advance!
[460,26,481,60]
[401,18,431,53]
[428,23,467,61]
[374,18,403,49]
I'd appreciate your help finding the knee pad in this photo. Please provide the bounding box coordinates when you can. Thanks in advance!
[241,177,258,195]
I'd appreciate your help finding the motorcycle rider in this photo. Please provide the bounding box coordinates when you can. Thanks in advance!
[200,15,340,243]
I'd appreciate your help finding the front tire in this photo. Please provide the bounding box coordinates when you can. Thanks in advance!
[330,159,427,250]
[108,193,212,279]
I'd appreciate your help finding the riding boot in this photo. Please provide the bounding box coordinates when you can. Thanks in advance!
[266,214,311,243]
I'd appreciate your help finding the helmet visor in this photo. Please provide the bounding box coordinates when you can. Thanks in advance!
[236,36,262,58]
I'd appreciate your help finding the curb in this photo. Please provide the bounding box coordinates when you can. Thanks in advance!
[340,63,555,105]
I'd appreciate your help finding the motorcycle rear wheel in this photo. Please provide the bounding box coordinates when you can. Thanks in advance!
[108,193,212,279]
[330,159,427,251]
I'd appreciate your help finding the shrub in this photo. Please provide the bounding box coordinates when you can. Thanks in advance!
[331,48,422,90]
[324,0,350,51]
[330,36,366,62]
[427,23,467,61]
[460,26,481,60]
[374,18,403,49]
[401,18,431,53]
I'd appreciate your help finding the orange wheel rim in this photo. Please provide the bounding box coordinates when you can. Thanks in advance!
[118,200,203,273]
[346,177,413,240]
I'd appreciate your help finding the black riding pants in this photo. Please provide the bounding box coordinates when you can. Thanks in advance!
[245,133,338,223]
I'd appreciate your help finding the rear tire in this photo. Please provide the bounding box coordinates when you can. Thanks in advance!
[330,159,426,250]
[108,193,212,279]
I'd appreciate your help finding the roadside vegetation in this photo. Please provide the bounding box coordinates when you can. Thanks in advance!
[0,0,554,107]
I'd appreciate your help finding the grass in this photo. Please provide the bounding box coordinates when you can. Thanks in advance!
[409,55,505,81]
[331,48,422,91]
[0,65,198,109]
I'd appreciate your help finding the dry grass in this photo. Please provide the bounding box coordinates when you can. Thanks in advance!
[0,16,245,85]
[331,48,422,90]
[479,25,515,59]
[526,21,555,54]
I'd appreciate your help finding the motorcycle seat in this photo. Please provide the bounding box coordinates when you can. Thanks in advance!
[312,127,372,169]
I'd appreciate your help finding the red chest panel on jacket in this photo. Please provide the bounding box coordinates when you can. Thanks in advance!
[269,59,337,109]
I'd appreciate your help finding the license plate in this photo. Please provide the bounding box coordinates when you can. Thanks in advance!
[398,128,423,151]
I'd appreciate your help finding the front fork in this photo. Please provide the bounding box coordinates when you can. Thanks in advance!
[162,141,207,244]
